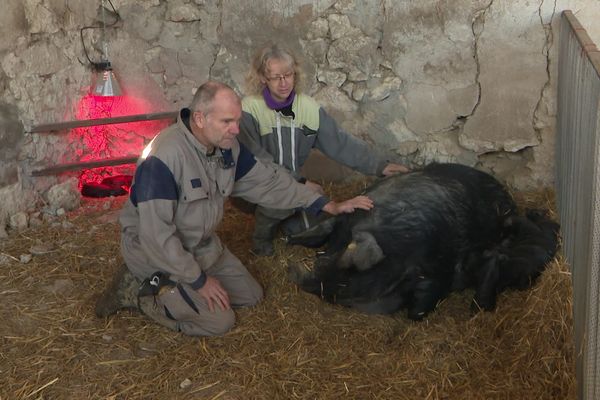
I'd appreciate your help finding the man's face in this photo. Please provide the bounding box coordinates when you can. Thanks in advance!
[262,58,295,103]
[193,90,241,150]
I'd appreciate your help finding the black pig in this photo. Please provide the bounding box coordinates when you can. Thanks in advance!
[287,163,559,320]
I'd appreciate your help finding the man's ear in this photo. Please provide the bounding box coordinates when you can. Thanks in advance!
[193,111,206,129]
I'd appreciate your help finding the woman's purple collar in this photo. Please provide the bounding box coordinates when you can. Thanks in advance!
[263,87,295,110]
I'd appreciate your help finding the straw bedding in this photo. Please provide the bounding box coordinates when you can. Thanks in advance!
[0,179,574,399]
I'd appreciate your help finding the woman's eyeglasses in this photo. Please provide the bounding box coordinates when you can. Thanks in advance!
[265,71,295,82]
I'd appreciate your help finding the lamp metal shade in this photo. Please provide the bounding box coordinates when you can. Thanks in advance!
[92,68,122,97]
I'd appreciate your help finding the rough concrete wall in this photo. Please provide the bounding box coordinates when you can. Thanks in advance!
[1,0,600,222]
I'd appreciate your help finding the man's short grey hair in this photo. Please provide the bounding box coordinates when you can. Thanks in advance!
[190,81,238,115]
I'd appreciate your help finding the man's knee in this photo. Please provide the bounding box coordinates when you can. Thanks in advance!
[231,277,263,307]
[247,283,263,306]
[209,310,236,336]
[179,309,236,337]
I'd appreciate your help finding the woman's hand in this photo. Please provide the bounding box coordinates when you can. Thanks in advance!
[322,195,374,215]
[382,163,410,176]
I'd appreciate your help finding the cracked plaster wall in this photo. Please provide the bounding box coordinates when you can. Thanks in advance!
[0,0,600,219]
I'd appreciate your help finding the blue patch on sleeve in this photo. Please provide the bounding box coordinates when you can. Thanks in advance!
[235,142,258,181]
[306,196,330,215]
[130,156,178,206]
[191,178,202,188]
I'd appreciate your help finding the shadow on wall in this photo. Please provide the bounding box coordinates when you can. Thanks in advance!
[0,102,24,187]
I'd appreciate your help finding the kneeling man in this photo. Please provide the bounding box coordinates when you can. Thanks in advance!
[95,81,373,336]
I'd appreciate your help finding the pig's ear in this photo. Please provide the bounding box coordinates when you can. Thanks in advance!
[350,231,385,271]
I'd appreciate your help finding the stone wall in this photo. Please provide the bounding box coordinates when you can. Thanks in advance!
[0,0,599,224]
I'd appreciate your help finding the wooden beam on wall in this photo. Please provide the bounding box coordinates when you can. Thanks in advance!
[31,156,139,176]
[28,111,178,133]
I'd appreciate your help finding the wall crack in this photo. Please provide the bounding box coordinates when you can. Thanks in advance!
[468,0,494,120]
[208,0,223,79]
[533,0,557,141]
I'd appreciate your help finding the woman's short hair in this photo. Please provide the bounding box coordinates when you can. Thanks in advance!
[245,43,304,95]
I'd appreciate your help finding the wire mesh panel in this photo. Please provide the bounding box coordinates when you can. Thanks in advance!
[556,10,600,400]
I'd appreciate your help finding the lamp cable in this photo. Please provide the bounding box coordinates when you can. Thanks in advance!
[79,0,120,70]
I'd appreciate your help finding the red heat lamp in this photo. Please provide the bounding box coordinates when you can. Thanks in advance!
[85,0,122,98]
[76,0,131,198]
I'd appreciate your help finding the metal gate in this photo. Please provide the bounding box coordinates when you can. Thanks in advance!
[556,10,600,400]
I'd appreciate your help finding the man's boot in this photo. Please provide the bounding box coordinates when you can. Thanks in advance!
[95,263,140,317]
[281,210,332,236]
[252,212,281,256]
